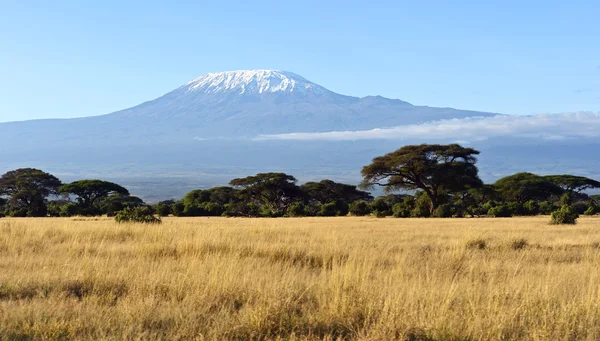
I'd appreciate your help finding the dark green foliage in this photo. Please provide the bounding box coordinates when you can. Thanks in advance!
[317,201,347,217]
[301,180,372,206]
[392,198,413,218]
[60,203,79,217]
[348,200,370,216]
[584,203,598,216]
[154,203,171,217]
[488,204,512,217]
[538,201,558,215]
[494,173,563,203]
[115,206,161,224]
[368,197,392,217]
[523,200,540,216]
[230,173,302,216]
[361,144,482,214]
[432,203,452,218]
[544,175,600,204]
[550,205,579,225]
[0,168,62,217]
[286,202,306,217]
[372,210,388,218]
[411,193,431,217]
[100,194,145,217]
[59,180,129,210]
[171,202,185,217]
[572,201,589,215]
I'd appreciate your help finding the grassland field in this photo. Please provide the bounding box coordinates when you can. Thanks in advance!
[1,216,600,340]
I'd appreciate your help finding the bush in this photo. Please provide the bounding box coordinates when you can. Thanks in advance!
[585,203,598,216]
[411,194,431,218]
[392,202,412,218]
[154,203,171,217]
[538,201,557,215]
[523,200,539,216]
[488,205,511,217]
[286,202,306,217]
[60,203,80,217]
[432,204,452,218]
[507,202,525,216]
[372,210,388,218]
[348,200,370,216]
[572,201,589,215]
[550,205,579,225]
[368,198,390,215]
[170,202,185,217]
[317,202,337,217]
[115,206,161,224]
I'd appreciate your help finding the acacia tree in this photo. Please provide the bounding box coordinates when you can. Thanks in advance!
[360,144,483,214]
[494,173,563,204]
[0,168,62,217]
[59,180,129,209]
[300,180,372,205]
[543,175,600,204]
[229,173,302,216]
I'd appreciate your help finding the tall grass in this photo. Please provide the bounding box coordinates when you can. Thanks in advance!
[1,216,600,340]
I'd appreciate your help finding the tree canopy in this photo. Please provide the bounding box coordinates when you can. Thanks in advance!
[360,144,483,213]
[300,179,372,205]
[494,173,563,203]
[230,173,302,215]
[0,168,62,217]
[59,180,130,209]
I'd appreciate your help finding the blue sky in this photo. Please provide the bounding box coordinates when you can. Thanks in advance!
[1,0,598,122]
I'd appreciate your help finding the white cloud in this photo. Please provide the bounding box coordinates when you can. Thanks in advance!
[254,112,600,142]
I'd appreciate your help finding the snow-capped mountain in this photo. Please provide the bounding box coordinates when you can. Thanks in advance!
[11,69,595,200]
[183,70,328,95]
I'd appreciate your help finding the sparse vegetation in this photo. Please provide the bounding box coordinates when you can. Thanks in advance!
[550,205,579,225]
[114,206,161,224]
[2,216,600,340]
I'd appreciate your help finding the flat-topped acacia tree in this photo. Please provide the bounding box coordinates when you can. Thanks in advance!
[59,180,129,209]
[360,144,483,215]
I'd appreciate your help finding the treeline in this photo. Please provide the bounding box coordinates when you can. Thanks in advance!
[1,144,599,219]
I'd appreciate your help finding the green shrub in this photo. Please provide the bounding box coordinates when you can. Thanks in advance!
[539,201,557,215]
[348,200,370,216]
[372,210,388,218]
[550,205,579,225]
[317,202,337,217]
[115,207,161,224]
[523,200,539,216]
[411,194,431,217]
[286,202,306,217]
[432,204,452,218]
[507,202,525,216]
[572,201,589,215]
[60,203,79,217]
[154,203,171,217]
[488,205,511,217]
[368,198,390,215]
[392,202,412,218]
[585,203,598,216]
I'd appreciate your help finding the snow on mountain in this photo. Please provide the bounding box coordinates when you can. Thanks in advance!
[182,70,329,95]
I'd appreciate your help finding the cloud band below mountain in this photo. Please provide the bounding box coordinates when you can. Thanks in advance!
[255,112,600,142]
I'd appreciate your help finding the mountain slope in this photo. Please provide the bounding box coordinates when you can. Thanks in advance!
[0,70,499,149]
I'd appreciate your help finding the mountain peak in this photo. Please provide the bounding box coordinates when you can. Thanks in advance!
[182,70,329,95]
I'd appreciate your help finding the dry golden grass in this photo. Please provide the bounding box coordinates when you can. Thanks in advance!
[1,216,600,340]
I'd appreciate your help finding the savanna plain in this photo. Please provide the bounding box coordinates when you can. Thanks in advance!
[2,216,600,341]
